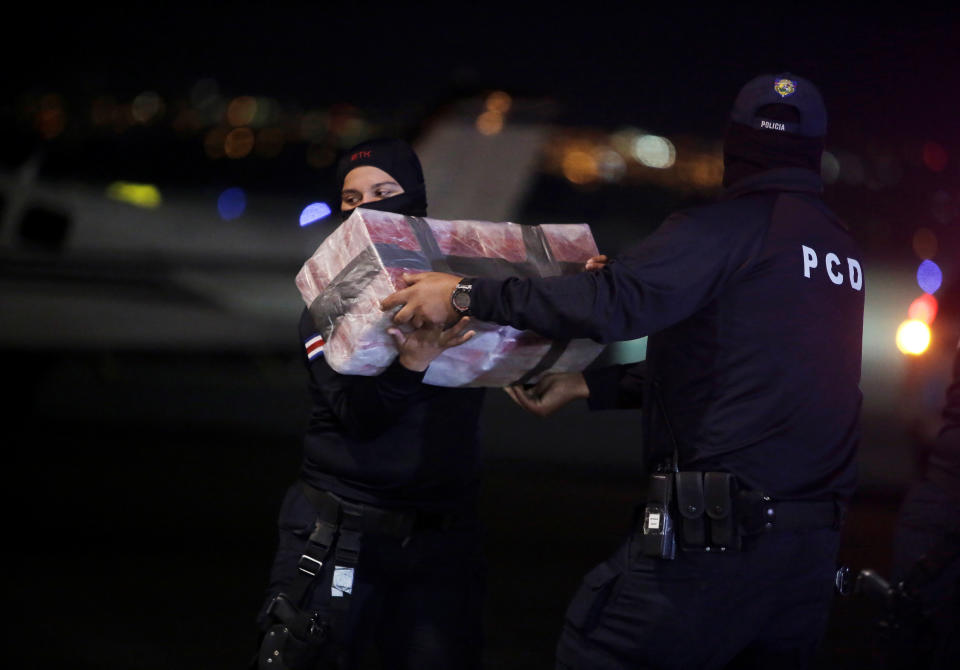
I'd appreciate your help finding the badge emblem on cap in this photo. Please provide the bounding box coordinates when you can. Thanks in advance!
[774,78,797,98]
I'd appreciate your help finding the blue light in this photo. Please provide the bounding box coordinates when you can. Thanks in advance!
[217,187,246,220]
[299,202,332,227]
[917,260,943,294]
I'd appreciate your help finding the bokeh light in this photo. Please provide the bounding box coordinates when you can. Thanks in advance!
[595,148,626,182]
[562,149,599,184]
[912,227,938,260]
[252,97,280,126]
[217,187,247,220]
[131,91,164,124]
[227,96,258,127]
[485,91,512,114]
[907,294,938,324]
[300,202,332,226]
[681,155,724,188]
[204,126,228,159]
[632,135,676,169]
[476,110,504,135]
[922,141,948,172]
[106,181,162,208]
[917,259,943,294]
[820,151,840,184]
[225,127,255,158]
[896,319,931,355]
[837,151,865,185]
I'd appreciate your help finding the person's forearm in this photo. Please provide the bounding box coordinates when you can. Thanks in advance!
[470,273,616,342]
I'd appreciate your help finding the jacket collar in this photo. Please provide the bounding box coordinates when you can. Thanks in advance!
[722,167,824,201]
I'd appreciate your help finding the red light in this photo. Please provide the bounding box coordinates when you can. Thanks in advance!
[908,293,939,324]
[922,142,948,172]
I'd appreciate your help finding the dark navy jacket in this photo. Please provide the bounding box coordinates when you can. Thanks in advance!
[472,168,864,501]
[297,308,485,512]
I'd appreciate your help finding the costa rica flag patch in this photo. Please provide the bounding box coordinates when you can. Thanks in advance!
[305,334,325,360]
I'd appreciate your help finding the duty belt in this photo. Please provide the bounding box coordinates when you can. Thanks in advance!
[639,470,846,558]
[299,482,461,539]
[736,490,844,536]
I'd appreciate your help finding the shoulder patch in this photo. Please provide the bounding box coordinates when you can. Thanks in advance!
[304,334,325,360]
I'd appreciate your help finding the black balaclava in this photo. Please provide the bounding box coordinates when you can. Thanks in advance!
[335,138,427,221]
[722,104,825,187]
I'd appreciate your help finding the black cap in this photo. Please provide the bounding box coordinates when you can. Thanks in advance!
[730,73,827,137]
[335,138,425,195]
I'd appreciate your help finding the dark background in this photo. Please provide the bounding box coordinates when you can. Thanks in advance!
[2,5,959,668]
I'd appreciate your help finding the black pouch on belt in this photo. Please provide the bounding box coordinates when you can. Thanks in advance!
[675,471,706,548]
[705,472,740,550]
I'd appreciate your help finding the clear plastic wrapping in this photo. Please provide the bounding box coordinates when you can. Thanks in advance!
[295,208,604,387]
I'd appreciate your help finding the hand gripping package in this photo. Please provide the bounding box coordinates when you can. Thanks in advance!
[295,208,605,387]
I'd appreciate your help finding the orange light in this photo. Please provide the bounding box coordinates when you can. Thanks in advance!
[204,127,228,159]
[907,294,938,324]
[485,91,512,114]
[227,96,258,127]
[476,111,504,135]
[896,319,931,355]
[224,127,255,158]
[562,149,599,184]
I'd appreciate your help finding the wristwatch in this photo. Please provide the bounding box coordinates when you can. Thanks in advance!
[450,278,475,317]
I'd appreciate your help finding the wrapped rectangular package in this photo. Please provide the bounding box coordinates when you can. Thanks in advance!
[295,208,605,387]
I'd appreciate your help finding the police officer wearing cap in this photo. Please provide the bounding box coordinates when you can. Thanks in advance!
[254,138,486,670]
[382,74,865,669]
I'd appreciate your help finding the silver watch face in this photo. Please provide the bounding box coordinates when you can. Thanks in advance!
[452,288,471,310]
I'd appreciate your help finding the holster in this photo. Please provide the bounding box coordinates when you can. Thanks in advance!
[258,499,345,670]
[259,594,333,670]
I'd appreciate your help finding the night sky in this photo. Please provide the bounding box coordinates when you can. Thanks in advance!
[7,6,959,137]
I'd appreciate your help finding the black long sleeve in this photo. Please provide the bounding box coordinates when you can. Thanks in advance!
[584,362,647,410]
[471,204,767,343]
[306,349,428,441]
[297,308,485,509]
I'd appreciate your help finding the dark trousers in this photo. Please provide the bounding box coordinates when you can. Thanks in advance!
[556,527,841,670]
[257,484,485,670]
[889,479,960,669]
